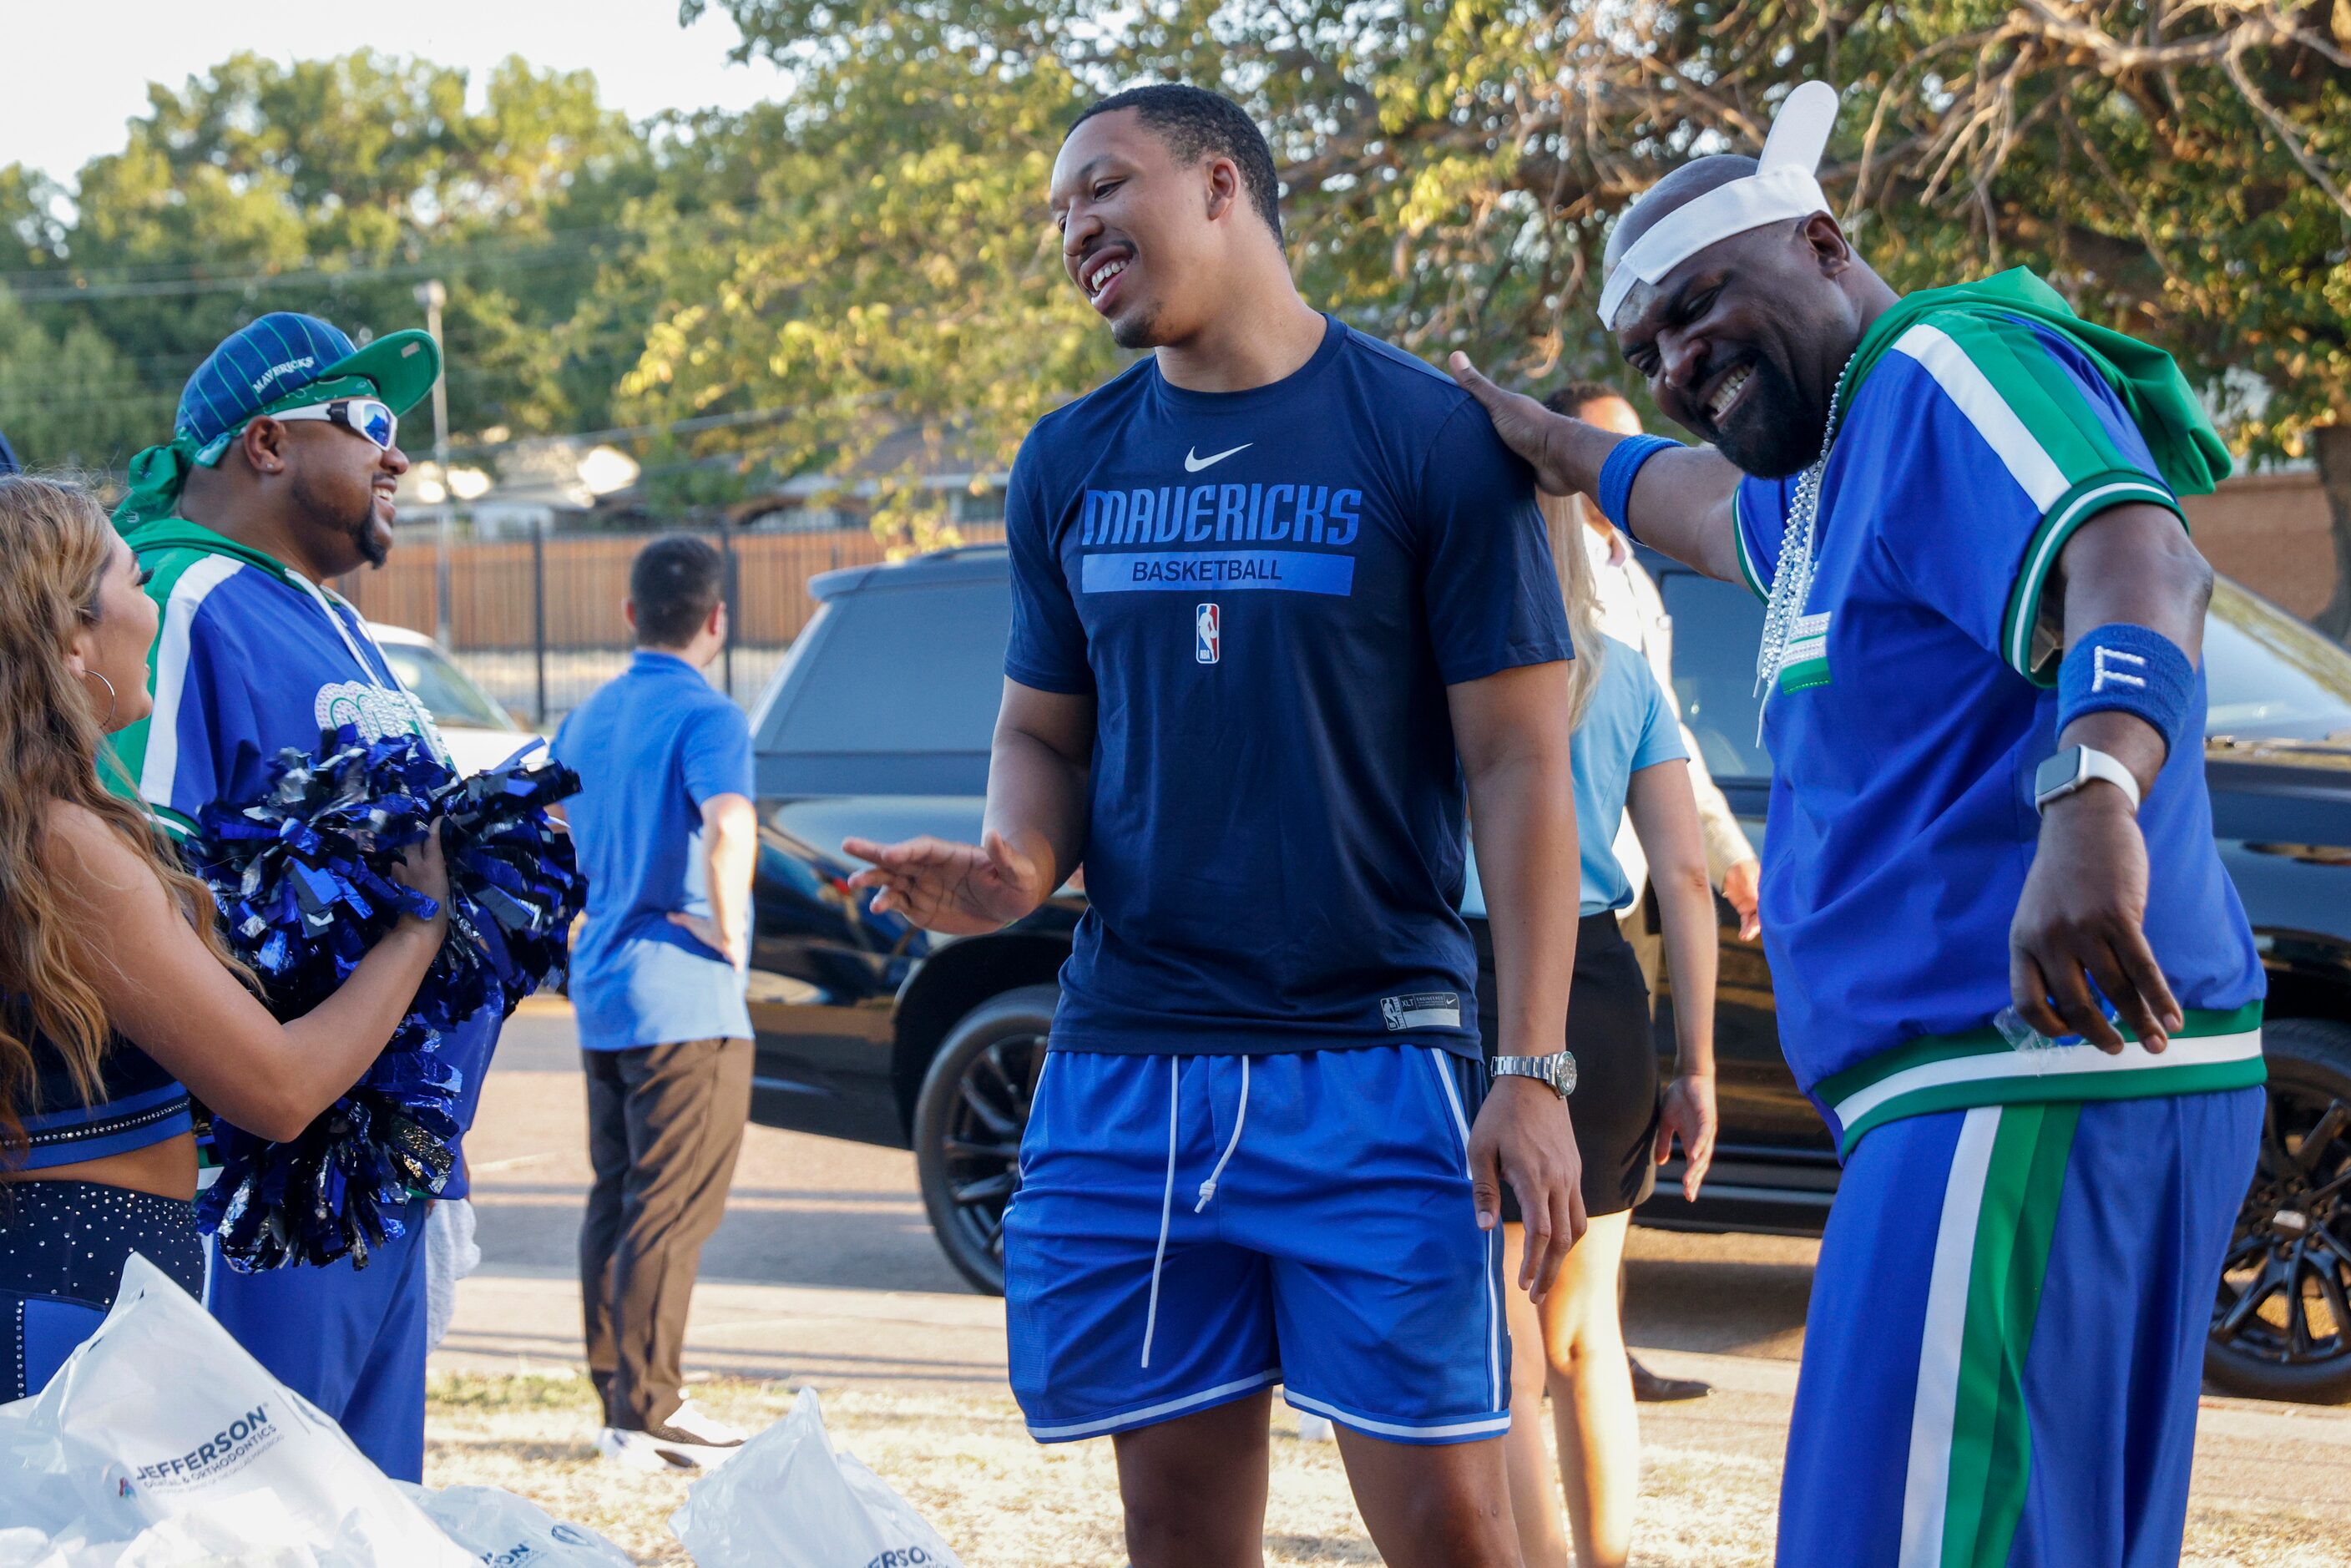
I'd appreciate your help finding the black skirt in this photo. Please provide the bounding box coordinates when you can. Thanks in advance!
[1474,910,1661,1221]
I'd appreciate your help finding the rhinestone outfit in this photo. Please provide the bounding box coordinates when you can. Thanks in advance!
[3,1000,204,1399]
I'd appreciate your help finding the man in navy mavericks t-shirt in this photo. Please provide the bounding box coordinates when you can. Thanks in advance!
[848,85,1584,1563]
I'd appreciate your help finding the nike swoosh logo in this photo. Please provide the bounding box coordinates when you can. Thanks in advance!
[1184,443,1251,473]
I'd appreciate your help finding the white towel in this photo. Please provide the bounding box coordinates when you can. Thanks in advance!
[424,1196,482,1352]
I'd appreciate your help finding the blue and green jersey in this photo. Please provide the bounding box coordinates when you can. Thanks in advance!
[110,518,502,1195]
[1732,271,2265,1151]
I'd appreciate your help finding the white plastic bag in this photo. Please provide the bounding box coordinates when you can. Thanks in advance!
[0,1253,468,1566]
[397,1484,632,1567]
[0,1495,407,1567]
[669,1388,962,1568]
[0,1390,134,1543]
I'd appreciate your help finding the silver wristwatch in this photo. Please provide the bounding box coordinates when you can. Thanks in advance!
[1489,1051,1576,1099]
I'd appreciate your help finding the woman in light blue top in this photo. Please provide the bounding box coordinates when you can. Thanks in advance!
[1470,522,1719,1568]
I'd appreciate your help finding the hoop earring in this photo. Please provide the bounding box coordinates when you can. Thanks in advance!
[81,670,117,726]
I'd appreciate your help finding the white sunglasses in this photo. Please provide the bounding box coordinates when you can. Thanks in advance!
[270,397,400,452]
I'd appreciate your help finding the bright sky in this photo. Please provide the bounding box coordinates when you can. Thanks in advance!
[3,2,792,183]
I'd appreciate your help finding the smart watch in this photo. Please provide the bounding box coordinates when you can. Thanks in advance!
[2033,744,2141,816]
[1489,1052,1577,1099]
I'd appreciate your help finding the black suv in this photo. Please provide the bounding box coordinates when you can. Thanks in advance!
[739,545,2351,1405]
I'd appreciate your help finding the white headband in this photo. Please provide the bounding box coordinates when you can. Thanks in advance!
[1595,81,1840,327]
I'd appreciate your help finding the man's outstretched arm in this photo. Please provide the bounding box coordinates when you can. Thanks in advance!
[1449,659,1586,1302]
[846,679,1094,933]
[1449,354,1746,585]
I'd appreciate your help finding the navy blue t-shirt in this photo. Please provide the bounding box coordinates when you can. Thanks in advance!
[1004,316,1574,1059]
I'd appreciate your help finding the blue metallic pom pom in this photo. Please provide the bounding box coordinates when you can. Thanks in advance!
[186,727,584,1272]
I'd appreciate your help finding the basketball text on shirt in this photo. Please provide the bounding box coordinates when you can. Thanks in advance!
[1078,478,1364,598]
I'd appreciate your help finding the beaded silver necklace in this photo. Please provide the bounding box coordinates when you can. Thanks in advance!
[1752,349,1860,720]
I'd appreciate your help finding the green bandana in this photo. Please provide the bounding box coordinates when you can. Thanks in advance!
[111,374,381,534]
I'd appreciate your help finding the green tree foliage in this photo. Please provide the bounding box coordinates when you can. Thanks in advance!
[1811,2,2351,624]
[681,0,2348,555]
[609,20,1115,540]
[3,12,2343,560]
[0,51,656,466]
[0,287,148,470]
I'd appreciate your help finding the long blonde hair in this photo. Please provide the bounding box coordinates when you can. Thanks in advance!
[0,476,245,1161]
[1554,493,1608,730]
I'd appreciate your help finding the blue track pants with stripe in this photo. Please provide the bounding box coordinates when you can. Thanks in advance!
[209,1195,430,1482]
[1779,1089,2260,1567]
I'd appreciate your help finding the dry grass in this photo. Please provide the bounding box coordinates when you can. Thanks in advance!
[425,1372,2348,1567]
[425,1369,1371,1567]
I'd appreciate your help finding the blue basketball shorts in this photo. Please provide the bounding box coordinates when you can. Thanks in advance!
[1004,1044,1509,1446]
[1777,1088,2261,1568]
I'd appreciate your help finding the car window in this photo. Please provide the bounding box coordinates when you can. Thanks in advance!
[377,640,513,731]
[765,578,1010,756]
[1656,572,1771,781]
[2204,579,2351,743]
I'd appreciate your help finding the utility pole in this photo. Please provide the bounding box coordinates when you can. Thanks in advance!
[416,279,453,648]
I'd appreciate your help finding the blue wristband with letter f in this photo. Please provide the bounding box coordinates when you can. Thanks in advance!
[2056,622,2195,759]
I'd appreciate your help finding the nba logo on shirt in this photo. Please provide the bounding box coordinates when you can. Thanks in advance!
[1196,603,1221,665]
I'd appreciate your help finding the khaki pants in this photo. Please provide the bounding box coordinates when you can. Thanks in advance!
[579,1036,753,1430]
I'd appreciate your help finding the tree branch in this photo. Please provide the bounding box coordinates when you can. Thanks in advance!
[2223,41,2351,218]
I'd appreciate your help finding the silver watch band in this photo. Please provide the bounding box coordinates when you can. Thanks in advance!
[1489,1051,1576,1098]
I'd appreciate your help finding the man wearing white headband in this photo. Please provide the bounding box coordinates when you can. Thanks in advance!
[1454,83,2261,1568]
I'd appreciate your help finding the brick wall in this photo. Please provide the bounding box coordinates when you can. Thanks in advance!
[2182,469,2336,622]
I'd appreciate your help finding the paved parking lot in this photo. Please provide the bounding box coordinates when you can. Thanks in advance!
[432,1000,2351,1565]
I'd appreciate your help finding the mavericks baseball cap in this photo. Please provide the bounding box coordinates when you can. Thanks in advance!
[174,311,441,462]
[114,311,442,532]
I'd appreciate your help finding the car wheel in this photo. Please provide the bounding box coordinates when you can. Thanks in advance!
[2206,1016,2351,1404]
[913,984,1054,1297]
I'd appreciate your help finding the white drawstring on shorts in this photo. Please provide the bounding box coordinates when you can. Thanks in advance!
[1194,1058,1248,1212]
[1138,1058,1253,1369]
[1140,1059,1180,1369]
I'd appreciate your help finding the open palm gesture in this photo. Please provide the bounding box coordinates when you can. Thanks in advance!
[842,830,1048,935]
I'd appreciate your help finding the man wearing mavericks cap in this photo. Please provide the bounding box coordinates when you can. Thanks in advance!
[109,312,494,1481]
[1452,83,2262,1565]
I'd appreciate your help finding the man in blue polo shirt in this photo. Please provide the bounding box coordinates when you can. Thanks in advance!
[552,534,760,1473]
[848,85,1583,1568]
[1451,81,2262,1568]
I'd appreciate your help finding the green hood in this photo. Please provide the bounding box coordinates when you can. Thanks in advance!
[1840,269,2231,498]
[122,517,302,588]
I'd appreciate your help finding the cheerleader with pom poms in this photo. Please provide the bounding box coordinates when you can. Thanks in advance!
[0,474,451,1405]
